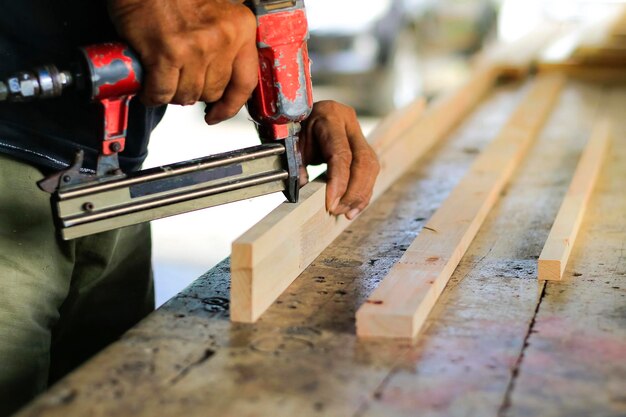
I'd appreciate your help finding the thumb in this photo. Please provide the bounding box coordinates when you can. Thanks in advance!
[298,165,309,187]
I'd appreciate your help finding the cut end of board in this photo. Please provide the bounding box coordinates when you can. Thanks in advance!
[230,267,255,323]
[356,305,422,339]
[538,259,563,281]
[355,73,565,340]
[231,243,252,266]
[537,117,612,283]
[227,64,504,324]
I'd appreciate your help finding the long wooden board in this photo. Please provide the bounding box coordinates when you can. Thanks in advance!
[538,119,611,281]
[478,26,566,77]
[18,80,626,417]
[506,83,626,417]
[356,74,566,339]
[230,66,501,323]
[538,62,626,83]
[538,6,626,68]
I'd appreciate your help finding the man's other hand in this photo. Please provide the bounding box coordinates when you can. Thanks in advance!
[299,101,380,220]
[108,0,258,124]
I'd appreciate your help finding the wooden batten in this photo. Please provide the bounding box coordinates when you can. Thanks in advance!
[230,66,502,323]
[355,74,566,339]
[538,119,611,281]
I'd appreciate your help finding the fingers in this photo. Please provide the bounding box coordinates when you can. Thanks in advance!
[339,115,379,219]
[200,59,232,104]
[326,149,353,214]
[109,0,257,110]
[329,130,378,219]
[339,147,379,219]
[143,46,234,107]
[174,57,209,105]
[303,101,380,219]
[307,113,351,212]
[205,42,258,125]
[141,60,180,106]
[298,165,309,187]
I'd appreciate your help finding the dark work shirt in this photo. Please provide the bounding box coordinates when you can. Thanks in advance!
[0,0,166,173]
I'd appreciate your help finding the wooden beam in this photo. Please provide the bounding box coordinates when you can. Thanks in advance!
[538,10,626,69]
[230,66,501,323]
[566,11,626,66]
[477,26,566,78]
[538,62,626,83]
[538,119,611,281]
[609,5,626,37]
[355,74,565,339]
[369,98,426,154]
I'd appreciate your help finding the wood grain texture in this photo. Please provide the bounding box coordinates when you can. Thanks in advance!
[230,66,500,323]
[538,119,611,281]
[16,79,529,417]
[17,81,626,417]
[356,74,566,339]
[369,98,426,154]
[506,86,626,417]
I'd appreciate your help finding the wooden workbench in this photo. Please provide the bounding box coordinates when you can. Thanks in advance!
[17,78,626,417]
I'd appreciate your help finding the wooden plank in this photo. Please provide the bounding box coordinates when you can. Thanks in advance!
[356,74,565,339]
[538,119,611,281]
[477,26,566,78]
[538,62,626,83]
[569,12,626,66]
[359,81,611,417]
[539,9,626,69]
[564,9,625,57]
[16,83,530,417]
[506,87,626,417]
[609,5,626,37]
[369,98,426,154]
[230,66,501,323]
[20,81,625,417]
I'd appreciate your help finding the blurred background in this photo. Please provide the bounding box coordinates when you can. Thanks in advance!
[147,0,623,306]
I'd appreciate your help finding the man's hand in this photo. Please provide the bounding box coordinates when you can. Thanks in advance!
[107,0,258,124]
[299,101,380,220]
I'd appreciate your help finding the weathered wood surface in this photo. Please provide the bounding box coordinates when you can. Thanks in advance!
[357,80,625,417]
[17,80,626,417]
[538,119,611,281]
[506,86,626,417]
[356,74,564,339]
[230,66,499,323]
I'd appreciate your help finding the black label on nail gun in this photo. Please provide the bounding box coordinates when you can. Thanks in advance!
[129,165,243,198]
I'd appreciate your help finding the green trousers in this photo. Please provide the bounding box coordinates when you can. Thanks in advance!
[0,154,154,416]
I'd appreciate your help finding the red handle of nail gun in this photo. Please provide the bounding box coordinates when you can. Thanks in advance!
[80,43,142,155]
[247,6,314,140]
